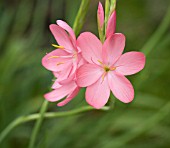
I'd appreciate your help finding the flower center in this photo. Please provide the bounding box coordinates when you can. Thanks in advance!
[104,66,110,72]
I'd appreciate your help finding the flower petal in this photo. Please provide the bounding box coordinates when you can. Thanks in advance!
[76,64,103,87]
[102,33,125,66]
[77,32,102,64]
[57,87,80,106]
[52,80,62,89]
[115,52,146,75]
[86,77,110,109]
[42,49,72,72]
[56,61,73,82]
[107,71,134,103]
[106,11,116,38]
[44,82,77,102]
[49,24,74,51]
[53,72,60,78]
[56,20,76,42]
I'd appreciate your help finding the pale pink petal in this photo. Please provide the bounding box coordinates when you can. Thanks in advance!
[77,54,87,68]
[49,24,74,51]
[44,82,77,102]
[52,80,62,89]
[86,77,110,109]
[97,2,104,28]
[56,20,76,42]
[56,61,73,82]
[42,49,72,71]
[114,52,146,76]
[77,32,102,64]
[59,74,75,85]
[76,64,103,87]
[102,33,125,66]
[53,72,60,78]
[106,11,116,38]
[58,61,77,85]
[57,87,80,106]
[107,71,134,103]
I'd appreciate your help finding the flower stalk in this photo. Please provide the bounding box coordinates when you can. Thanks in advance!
[0,106,109,144]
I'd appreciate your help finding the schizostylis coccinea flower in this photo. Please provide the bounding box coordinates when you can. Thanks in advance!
[42,20,85,106]
[76,32,145,109]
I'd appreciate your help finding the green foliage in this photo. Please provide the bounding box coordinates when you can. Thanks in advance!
[0,0,170,148]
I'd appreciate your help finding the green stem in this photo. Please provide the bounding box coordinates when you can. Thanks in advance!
[110,0,116,14]
[73,0,91,36]
[104,0,110,37]
[28,100,48,148]
[0,106,109,144]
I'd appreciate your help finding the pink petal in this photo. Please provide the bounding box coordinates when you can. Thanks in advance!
[86,77,110,109]
[58,61,77,85]
[56,61,73,82]
[52,80,62,89]
[106,11,116,38]
[49,24,74,51]
[107,71,134,103]
[77,32,102,64]
[77,54,87,68]
[57,87,80,106]
[76,64,103,87]
[42,49,72,72]
[97,2,104,28]
[56,20,76,42]
[114,52,146,76]
[44,81,77,102]
[53,72,60,78]
[102,33,125,66]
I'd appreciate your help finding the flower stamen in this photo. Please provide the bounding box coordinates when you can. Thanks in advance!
[56,62,64,66]
[52,44,64,49]
[97,60,103,65]
[101,72,107,83]
[48,56,60,59]
[110,67,116,71]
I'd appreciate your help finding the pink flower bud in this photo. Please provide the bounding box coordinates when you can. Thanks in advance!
[97,2,104,28]
[106,10,116,38]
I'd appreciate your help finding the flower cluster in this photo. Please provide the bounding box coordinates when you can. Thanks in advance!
[42,2,145,109]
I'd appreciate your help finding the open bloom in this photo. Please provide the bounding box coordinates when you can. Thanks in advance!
[76,32,145,109]
[42,20,82,84]
[42,20,85,106]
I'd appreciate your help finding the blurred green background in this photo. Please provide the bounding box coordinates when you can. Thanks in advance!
[0,0,170,147]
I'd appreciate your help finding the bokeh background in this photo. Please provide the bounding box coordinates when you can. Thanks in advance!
[0,0,170,147]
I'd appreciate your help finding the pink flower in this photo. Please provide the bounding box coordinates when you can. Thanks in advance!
[42,20,85,106]
[97,2,116,37]
[42,20,81,84]
[76,32,145,109]
[97,2,104,28]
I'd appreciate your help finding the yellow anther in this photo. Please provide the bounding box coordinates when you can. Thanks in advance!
[104,66,110,72]
[97,60,103,65]
[110,67,116,71]
[56,62,64,66]
[48,56,60,59]
[52,44,64,49]
[101,72,106,83]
